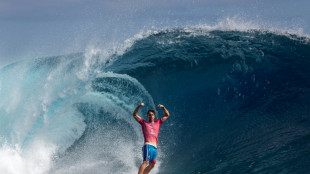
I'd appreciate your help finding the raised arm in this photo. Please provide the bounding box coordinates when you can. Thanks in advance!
[133,103,144,122]
[157,104,170,122]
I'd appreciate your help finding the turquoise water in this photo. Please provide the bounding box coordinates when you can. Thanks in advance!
[0,26,310,173]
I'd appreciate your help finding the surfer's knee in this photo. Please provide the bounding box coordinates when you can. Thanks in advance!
[149,163,155,168]
[142,161,149,166]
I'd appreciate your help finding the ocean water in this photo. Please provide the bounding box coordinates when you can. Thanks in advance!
[0,22,310,174]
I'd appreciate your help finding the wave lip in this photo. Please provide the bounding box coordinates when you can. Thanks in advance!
[105,26,310,174]
[1,21,310,173]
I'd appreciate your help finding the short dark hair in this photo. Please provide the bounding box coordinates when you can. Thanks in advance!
[147,109,155,115]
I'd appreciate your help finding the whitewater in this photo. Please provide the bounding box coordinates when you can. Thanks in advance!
[0,19,310,174]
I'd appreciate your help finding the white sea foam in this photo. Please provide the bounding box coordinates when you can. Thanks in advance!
[1,16,309,174]
[0,141,57,174]
[0,55,157,174]
[0,58,89,174]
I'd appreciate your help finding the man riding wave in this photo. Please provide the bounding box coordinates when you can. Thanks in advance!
[133,103,170,174]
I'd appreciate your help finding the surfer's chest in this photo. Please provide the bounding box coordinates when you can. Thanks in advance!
[143,122,160,135]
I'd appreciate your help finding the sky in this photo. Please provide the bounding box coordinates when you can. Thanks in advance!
[0,0,309,67]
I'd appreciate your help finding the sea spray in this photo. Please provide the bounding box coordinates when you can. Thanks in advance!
[0,22,310,173]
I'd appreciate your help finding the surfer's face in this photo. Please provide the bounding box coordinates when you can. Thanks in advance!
[147,111,155,122]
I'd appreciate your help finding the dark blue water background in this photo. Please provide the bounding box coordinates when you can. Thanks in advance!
[0,28,310,174]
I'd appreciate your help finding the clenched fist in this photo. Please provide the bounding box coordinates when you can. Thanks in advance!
[157,104,164,108]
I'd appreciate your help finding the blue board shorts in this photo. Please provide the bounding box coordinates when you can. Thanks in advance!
[142,144,158,164]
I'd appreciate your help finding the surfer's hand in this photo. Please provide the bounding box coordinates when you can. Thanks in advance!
[157,104,164,108]
[140,103,145,107]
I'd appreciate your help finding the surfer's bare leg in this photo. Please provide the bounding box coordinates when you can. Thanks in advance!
[143,163,155,174]
[138,161,149,174]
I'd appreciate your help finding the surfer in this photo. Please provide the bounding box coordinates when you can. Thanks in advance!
[133,103,170,174]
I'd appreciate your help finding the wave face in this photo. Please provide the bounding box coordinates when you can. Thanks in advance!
[1,27,310,174]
